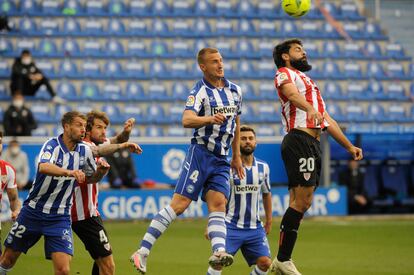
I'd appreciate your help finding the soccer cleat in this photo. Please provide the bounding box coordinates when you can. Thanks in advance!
[269,258,302,275]
[208,251,234,268]
[130,250,148,274]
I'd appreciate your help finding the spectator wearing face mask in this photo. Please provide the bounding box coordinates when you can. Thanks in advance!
[2,139,31,190]
[3,92,37,136]
[10,49,65,104]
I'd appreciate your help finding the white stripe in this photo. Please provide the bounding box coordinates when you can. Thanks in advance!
[143,232,157,244]
[211,237,225,246]
[74,186,85,220]
[208,225,226,233]
[152,219,168,232]
[220,87,235,155]
[179,145,196,194]
[250,165,259,229]
[58,180,74,214]
[225,179,236,223]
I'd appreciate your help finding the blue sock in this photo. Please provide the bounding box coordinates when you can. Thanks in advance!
[207,212,226,252]
[139,205,177,254]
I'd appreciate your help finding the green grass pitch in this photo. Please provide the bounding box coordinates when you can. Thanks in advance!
[3,218,414,274]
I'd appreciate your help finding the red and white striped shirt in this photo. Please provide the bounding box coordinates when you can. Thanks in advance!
[274,67,329,133]
[0,160,17,229]
[71,138,109,222]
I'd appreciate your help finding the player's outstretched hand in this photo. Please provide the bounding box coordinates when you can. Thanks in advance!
[231,156,245,179]
[210,113,226,125]
[69,170,86,184]
[306,108,323,126]
[121,142,143,154]
[348,146,363,161]
[123,118,135,133]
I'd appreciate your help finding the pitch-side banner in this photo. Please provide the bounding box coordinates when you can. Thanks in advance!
[2,187,347,221]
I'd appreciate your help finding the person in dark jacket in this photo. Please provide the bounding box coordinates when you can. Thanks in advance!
[3,92,37,136]
[10,49,65,103]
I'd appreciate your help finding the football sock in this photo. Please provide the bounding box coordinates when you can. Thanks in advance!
[0,265,10,275]
[250,265,267,275]
[91,262,99,275]
[207,266,222,275]
[139,205,177,255]
[207,212,227,252]
[277,207,304,262]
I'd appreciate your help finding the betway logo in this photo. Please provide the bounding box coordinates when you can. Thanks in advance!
[235,185,260,194]
[212,106,237,116]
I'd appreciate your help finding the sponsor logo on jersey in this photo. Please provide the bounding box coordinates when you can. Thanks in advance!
[186,95,195,107]
[211,105,237,116]
[234,185,260,194]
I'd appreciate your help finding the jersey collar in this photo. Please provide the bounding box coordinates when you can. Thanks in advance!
[202,77,229,90]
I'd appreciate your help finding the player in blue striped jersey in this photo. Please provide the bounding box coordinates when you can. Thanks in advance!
[0,111,110,275]
[131,48,245,274]
[206,125,272,275]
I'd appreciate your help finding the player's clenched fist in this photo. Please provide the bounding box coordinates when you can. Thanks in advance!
[306,108,323,126]
[123,118,135,133]
[69,170,86,184]
[121,142,143,154]
[209,113,226,125]
[97,159,111,173]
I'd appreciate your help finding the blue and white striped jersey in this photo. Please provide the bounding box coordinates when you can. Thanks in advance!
[225,158,271,230]
[185,77,242,156]
[24,135,96,217]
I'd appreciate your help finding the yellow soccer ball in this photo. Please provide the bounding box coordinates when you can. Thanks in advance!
[281,0,311,18]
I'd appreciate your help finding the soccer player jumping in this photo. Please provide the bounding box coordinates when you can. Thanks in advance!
[268,39,363,275]
[130,47,244,274]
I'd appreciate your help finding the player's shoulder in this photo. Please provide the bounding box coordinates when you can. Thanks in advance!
[227,79,242,94]
[82,140,96,147]
[43,137,59,150]
[190,79,207,95]
[255,158,269,168]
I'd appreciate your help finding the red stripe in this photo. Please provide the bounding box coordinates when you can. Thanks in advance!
[71,191,78,222]
[312,79,326,128]
[80,183,91,219]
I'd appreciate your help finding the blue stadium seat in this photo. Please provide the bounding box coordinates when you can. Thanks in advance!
[63,18,81,35]
[222,62,236,79]
[239,82,257,101]
[346,123,376,134]
[386,83,407,101]
[215,39,233,58]
[145,126,164,137]
[172,0,193,16]
[362,165,390,203]
[38,39,58,57]
[41,0,60,15]
[322,61,342,79]
[170,60,189,79]
[194,40,209,53]
[256,126,276,137]
[302,41,320,58]
[388,104,409,122]
[31,103,54,123]
[148,82,168,100]
[80,82,100,100]
[322,41,340,58]
[409,63,414,78]
[238,60,254,78]
[32,127,50,137]
[280,21,298,37]
[171,82,188,101]
[36,60,56,78]
[102,105,123,124]
[215,19,234,36]
[103,61,123,78]
[83,18,104,36]
[321,2,339,18]
[300,22,320,38]
[364,22,386,40]
[56,81,78,101]
[343,42,364,58]
[257,104,279,123]
[171,40,191,58]
[125,60,146,79]
[108,1,126,16]
[124,104,145,122]
[237,0,256,17]
[339,2,361,19]
[76,104,93,114]
[343,23,363,39]
[16,39,35,56]
[55,105,72,121]
[81,60,101,78]
[367,63,386,79]
[346,82,367,99]
[215,0,234,16]
[257,1,277,18]
[83,40,102,57]
[128,127,141,138]
[0,38,13,57]
[364,41,383,59]
[411,83,414,99]
[101,82,123,101]
[367,80,387,100]
[1,0,17,15]
[381,163,409,199]
[376,124,403,134]
[323,82,345,100]
[152,19,170,37]
[194,0,214,16]
[326,102,346,122]
[129,0,151,16]
[152,0,171,16]
[322,22,340,38]
[0,60,10,78]
[367,103,388,122]
[238,19,256,36]
[146,105,166,124]
[149,60,167,78]
[258,82,277,100]
[193,20,213,37]
[107,18,125,36]
[105,39,124,57]
[257,60,276,79]
[59,59,78,78]
[237,40,255,58]
[386,63,408,80]
[258,39,274,58]
[19,17,36,34]
[0,83,10,100]
[85,0,106,15]
[166,125,187,137]
[344,62,363,79]
[127,40,148,57]
[125,83,146,101]
[172,19,192,36]
[128,19,149,36]
[385,43,406,59]
[240,105,258,124]
[167,104,184,124]
[258,21,277,37]
[345,104,367,122]
[63,0,83,16]
[20,0,39,15]
[150,41,169,57]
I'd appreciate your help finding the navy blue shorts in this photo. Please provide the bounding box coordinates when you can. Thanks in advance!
[4,207,73,259]
[226,226,271,266]
[175,144,231,201]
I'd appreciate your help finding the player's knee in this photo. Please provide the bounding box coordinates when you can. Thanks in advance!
[256,257,272,271]
[293,198,312,212]
[54,265,70,275]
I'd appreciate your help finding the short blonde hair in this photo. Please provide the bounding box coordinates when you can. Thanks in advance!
[197,47,219,64]
[61,111,87,127]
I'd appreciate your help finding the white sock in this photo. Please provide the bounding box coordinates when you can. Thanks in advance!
[207,266,222,275]
[207,212,226,252]
[0,265,11,275]
[250,265,267,275]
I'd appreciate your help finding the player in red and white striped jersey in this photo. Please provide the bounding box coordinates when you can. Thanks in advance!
[0,131,21,255]
[71,111,142,275]
[269,39,363,275]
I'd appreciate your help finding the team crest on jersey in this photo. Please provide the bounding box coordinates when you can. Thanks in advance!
[277,72,288,82]
[186,95,195,107]
[303,173,311,181]
[1,175,7,183]
[209,96,216,102]
[104,243,111,251]
[41,151,52,160]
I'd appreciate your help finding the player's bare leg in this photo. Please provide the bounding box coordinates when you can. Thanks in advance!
[95,255,115,275]
[0,247,21,274]
[51,252,71,275]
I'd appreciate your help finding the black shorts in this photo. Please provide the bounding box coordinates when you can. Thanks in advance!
[281,129,322,188]
[72,216,112,259]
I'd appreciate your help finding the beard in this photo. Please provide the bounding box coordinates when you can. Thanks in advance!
[290,57,312,72]
[241,146,255,156]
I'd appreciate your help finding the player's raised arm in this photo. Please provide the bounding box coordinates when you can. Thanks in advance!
[324,112,363,160]
[182,109,226,128]
[109,117,135,144]
[91,142,143,157]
